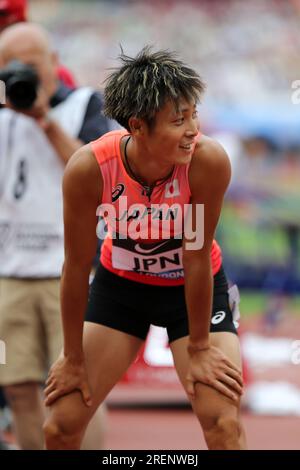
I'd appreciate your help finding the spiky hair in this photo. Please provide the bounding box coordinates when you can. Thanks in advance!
[103,46,205,131]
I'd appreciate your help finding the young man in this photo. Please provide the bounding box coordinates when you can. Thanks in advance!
[44,47,246,450]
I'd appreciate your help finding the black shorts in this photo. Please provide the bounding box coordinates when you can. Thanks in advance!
[85,264,238,343]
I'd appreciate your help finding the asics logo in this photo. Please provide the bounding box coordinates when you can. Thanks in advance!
[211,311,226,325]
[112,183,125,202]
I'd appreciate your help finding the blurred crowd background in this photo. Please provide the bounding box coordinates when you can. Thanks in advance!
[28,0,300,296]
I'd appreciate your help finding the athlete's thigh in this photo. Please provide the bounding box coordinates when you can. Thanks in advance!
[169,332,243,420]
[47,322,144,433]
[82,322,144,399]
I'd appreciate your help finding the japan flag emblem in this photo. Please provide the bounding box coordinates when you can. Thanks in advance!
[165,179,180,198]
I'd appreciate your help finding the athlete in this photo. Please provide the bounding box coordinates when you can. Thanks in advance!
[43,47,247,450]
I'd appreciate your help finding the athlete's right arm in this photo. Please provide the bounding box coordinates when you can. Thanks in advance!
[44,144,102,407]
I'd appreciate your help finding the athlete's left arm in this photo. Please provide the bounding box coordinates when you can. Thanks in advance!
[183,136,231,352]
[182,138,242,400]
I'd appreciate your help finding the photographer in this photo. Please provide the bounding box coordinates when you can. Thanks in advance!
[0,0,76,88]
[0,22,110,449]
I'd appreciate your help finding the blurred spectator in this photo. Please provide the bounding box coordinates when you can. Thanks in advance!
[236,136,277,179]
[0,0,76,88]
[0,0,26,32]
[0,22,110,449]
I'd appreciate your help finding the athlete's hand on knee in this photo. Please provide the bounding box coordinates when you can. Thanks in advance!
[186,345,243,402]
[44,356,92,407]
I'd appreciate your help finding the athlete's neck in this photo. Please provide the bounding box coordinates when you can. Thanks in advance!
[122,136,174,187]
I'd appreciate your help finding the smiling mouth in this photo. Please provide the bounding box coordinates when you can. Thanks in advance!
[179,143,193,150]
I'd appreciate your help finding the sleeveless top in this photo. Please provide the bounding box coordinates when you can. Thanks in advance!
[91,130,222,286]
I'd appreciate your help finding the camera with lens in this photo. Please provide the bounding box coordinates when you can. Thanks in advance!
[0,60,39,110]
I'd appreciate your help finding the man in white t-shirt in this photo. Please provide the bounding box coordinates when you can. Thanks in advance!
[0,22,110,449]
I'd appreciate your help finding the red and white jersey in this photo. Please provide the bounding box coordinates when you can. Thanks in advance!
[91,130,222,286]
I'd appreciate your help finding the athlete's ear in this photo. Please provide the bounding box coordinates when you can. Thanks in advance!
[128,117,144,136]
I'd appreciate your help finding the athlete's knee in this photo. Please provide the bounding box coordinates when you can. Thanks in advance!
[202,413,242,450]
[43,411,85,450]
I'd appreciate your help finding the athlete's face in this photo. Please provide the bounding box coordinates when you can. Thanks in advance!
[143,98,199,166]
